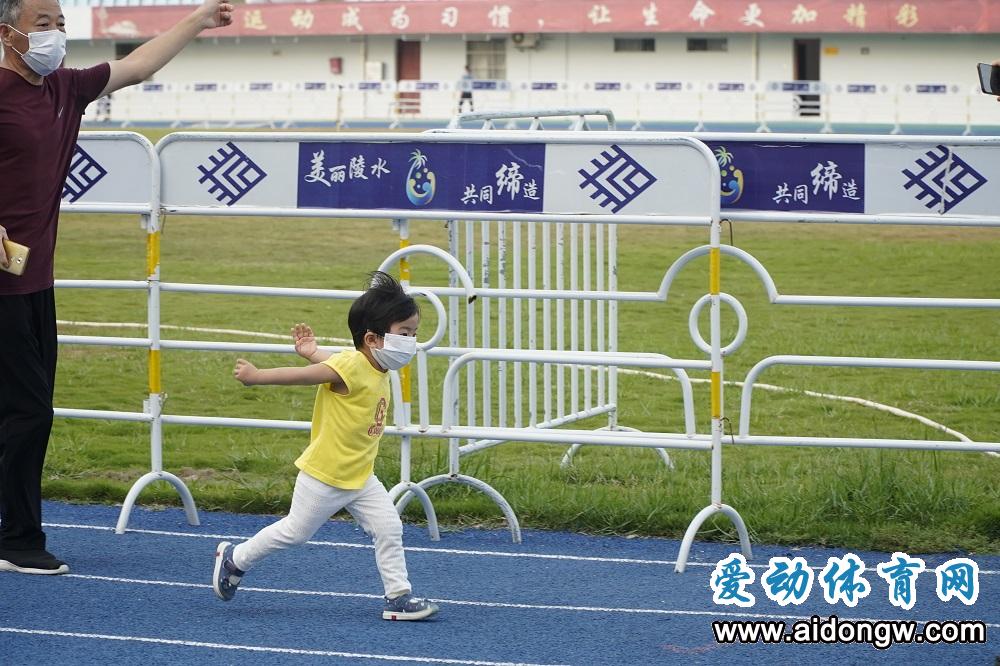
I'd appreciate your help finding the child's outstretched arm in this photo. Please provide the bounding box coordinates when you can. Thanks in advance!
[233,358,344,388]
[293,322,334,364]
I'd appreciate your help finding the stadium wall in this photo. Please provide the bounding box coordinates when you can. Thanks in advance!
[62,32,1000,127]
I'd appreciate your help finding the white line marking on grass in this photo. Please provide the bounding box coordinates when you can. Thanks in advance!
[621,368,998,458]
[41,523,1000,575]
[52,575,1000,630]
[56,320,353,345]
[0,627,563,666]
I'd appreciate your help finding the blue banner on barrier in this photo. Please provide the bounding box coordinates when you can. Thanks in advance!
[705,141,865,213]
[297,142,546,213]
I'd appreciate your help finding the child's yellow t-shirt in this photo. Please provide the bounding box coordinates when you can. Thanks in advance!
[294,349,390,489]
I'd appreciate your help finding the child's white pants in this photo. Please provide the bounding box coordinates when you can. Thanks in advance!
[231,470,411,598]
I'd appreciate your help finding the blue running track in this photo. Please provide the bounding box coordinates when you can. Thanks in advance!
[0,501,995,665]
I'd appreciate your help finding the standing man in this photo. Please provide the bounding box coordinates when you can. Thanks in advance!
[0,0,232,575]
[458,65,474,113]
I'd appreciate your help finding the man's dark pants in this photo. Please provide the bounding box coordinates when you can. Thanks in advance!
[0,288,57,553]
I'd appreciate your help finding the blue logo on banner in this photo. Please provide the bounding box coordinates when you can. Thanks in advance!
[704,141,865,214]
[197,142,268,206]
[62,145,108,202]
[902,145,987,214]
[405,149,436,206]
[296,142,545,213]
[577,144,656,213]
[714,146,745,205]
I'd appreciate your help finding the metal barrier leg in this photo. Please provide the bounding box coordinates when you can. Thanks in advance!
[559,442,674,470]
[559,426,675,470]
[559,443,584,467]
[395,473,522,543]
[115,471,200,534]
[387,481,441,541]
[654,447,675,470]
[674,503,751,573]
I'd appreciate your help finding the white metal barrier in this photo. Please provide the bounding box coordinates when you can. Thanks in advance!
[54,127,747,571]
[150,130,732,554]
[56,131,201,532]
[663,131,1000,569]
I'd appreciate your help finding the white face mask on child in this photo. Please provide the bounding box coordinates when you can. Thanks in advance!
[371,333,416,371]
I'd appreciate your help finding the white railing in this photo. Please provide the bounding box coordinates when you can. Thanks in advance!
[88,79,1000,133]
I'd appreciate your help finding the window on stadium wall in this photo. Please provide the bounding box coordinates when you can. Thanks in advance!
[114,42,150,81]
[114,42,139,60]
[687,38,728,52]
[466,38,506,80]
[614,38,655,53]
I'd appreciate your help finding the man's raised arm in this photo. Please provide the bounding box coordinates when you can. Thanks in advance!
[101,0,232,97]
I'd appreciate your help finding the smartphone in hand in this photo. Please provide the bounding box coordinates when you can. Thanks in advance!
[977,62,1000,95]
[0,239,29,276]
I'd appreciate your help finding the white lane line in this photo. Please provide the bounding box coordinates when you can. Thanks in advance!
[42,522,1000,575]
[0,627,564,666]
[50,575,1000,630]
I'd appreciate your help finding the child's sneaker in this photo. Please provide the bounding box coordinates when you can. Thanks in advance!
[382,593,439,621]
[212,541,245,601]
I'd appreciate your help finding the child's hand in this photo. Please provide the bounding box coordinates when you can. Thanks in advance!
[233,358,258,386]
[293,322,318,361]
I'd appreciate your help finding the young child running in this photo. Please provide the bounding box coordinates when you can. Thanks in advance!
[212,271,438,621]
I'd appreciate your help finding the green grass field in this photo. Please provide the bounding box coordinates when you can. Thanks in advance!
[43,129,1000,555]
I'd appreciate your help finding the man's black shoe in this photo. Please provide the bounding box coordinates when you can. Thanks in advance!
[0,549,69,575]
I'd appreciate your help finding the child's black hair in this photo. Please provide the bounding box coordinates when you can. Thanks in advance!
[348,271,419,349]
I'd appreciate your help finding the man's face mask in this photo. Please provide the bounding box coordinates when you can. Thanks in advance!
[371,333,417,371]
[3,25,66,76]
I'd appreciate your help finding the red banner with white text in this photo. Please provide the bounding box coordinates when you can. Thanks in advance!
[91,0,1000,41]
